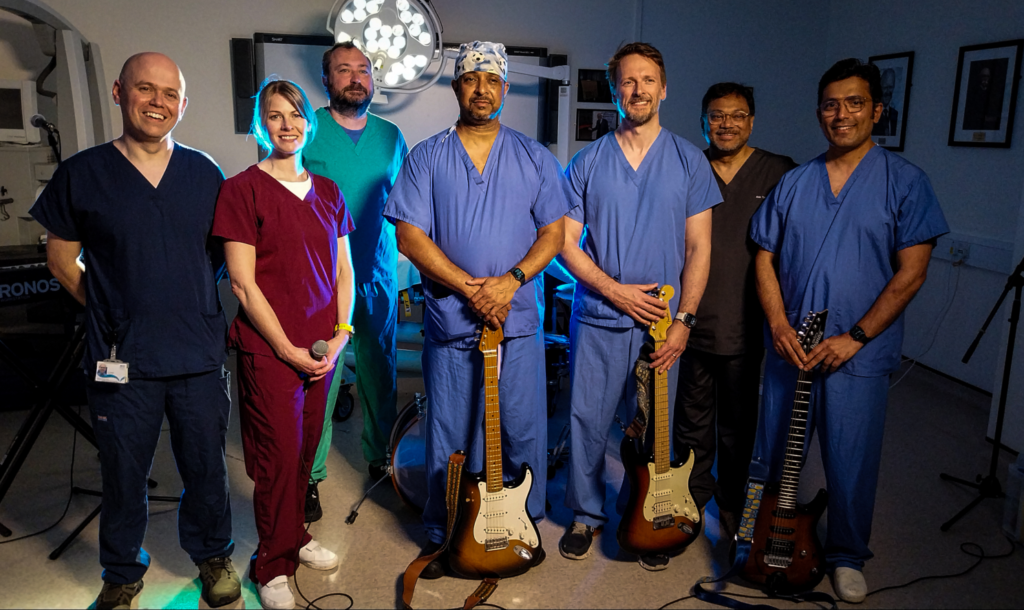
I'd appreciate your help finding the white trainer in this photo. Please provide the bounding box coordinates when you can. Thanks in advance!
[257,574,295,610]
[833,567,867,603]
[299,539,340,571]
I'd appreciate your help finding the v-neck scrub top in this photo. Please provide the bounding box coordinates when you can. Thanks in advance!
[384,124,572,342]
[212,166,355,356]
[749,146,949,377]
[565,130,722,327]
[30,142,228,378]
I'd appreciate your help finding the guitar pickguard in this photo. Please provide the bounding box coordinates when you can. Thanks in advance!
[471,468,540,549]
[641,456,700,525]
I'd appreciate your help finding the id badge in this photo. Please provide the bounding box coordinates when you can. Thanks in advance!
[95,344,129,384]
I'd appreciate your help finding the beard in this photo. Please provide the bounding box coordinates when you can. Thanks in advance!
[330,84,372,117]
[622,95,658,127]
[711,129,748,153]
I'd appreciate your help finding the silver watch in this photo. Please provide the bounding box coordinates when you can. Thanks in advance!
[675,312,697,328]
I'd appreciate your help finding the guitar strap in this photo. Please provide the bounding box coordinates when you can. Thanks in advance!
[401,451,501,610]
[626,341,656,441]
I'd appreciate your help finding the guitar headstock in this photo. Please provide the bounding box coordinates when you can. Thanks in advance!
[648,285,675,342]
[478,323,504,353]
[797,310,829,353]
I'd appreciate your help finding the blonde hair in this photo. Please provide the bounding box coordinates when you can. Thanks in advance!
[250,77,317,150]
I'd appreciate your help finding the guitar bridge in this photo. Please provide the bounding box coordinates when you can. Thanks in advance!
[485,538,509,551]
[652,514,674,530]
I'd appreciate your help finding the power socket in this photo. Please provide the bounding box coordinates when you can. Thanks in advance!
[950,240,970,265]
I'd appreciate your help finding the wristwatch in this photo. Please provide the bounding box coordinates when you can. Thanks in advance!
[674,312,697,329]
[508,267,527,286]
[849,325,871,344]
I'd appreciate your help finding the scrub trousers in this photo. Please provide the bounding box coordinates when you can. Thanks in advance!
[421,331,547,544]
[673,347,763,512]
[752,352,889,570]
[565,318,679,528]
[237,352,333,583]
[312,279,398,481]
[86,366,234,585]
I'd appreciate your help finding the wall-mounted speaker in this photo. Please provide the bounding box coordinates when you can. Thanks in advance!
[230,38,255,134]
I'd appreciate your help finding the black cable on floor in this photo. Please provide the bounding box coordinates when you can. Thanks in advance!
[0,405,81,545]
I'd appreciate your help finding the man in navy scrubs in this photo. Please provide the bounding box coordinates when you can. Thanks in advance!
[30,52,239,610]
[750,58,948,603]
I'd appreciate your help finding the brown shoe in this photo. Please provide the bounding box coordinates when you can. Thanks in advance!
[198,557,242,607]
[95,580,143,610]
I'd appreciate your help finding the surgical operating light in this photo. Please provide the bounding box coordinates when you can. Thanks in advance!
[327,0,445,93]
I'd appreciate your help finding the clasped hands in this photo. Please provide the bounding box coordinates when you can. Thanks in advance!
[771,322,862,373]
[279,332,350,381]
[466,273,517,330]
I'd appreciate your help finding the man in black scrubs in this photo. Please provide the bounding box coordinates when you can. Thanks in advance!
[673,83,796,536]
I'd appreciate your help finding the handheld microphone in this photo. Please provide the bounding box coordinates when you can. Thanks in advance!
[311,340,330,360]
[30,114,57,133]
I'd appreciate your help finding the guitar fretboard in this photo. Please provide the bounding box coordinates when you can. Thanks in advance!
[653,338,670,475]
[778,371,812,511]
[483,347,503,493]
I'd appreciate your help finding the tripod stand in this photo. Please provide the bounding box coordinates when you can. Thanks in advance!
[939,254,1024,531]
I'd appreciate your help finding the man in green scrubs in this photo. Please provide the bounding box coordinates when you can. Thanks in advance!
[303,41,408,521]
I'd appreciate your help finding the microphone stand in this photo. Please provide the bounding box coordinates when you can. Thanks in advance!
[939,253,1024,531]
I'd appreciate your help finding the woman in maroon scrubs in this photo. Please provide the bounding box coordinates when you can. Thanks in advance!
[212,79,355,610]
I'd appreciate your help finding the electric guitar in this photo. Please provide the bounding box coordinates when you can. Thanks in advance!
[447,324,543,578]
[737,310,829,594]
[617,285,702,556]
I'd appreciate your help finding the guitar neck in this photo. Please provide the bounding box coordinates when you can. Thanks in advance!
[778,369,813,511]
[653,338,670,475]
[483,347,503,493]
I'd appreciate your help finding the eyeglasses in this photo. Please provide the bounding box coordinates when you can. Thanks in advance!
[819,96,871,116]
[706,111,750,124]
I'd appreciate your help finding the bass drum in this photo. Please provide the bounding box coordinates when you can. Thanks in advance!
[390,393,428,512]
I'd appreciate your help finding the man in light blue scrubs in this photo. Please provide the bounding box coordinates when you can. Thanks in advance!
[384,41,571,578]
[558,43,720,571]
[750,58,948,603]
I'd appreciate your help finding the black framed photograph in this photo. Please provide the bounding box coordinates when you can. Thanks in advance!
[577,69,613,104]
[948,39,1023,147]
[868,51,914,151]
[576,109,618,141]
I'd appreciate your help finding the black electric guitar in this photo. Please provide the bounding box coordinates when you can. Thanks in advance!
[447,324,543,578]
[737,310,829,594]
[618,284,702,556]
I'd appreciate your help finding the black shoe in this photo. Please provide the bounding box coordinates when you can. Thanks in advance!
[368,463,388,483]
[95,579,144,610]
[638,553,670,571]
[197,557,242,607]
[419,540,445,580]
[305,480,323,523]
[559,521,599,560]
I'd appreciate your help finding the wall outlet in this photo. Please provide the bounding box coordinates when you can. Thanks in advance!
[950,240,971,265]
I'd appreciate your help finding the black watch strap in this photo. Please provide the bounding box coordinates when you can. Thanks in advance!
[509,267,526,286]
[850,325,871,344]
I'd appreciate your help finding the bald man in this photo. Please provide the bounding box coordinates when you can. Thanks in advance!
[30,53,240,610]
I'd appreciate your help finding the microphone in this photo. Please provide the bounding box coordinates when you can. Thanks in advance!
[310,340,330,360]
[30,114,57,133]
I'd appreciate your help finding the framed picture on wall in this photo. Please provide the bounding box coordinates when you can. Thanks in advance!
[948,39,1023,147]
[576,109,619,141]
[868,51,914,151]
[577,69,613,104]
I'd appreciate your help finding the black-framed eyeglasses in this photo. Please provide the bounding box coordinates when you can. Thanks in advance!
[819,96,872,116]
[706,111,751,124]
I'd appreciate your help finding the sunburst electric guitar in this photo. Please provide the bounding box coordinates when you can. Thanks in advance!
[447,324,543,578]
[737,310,829,594]
[618,285,702,556]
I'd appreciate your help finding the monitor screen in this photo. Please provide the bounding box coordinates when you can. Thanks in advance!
[0,89,23,130]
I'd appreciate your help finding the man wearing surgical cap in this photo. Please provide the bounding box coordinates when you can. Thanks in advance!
[385,41,572,577]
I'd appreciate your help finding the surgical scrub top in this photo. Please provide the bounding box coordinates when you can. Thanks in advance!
[565,130,721,327]
[212,166,355,357]
[749,146,949,377]
[383,124,572,342]
[304,110,407,285]
[29,142,227,378]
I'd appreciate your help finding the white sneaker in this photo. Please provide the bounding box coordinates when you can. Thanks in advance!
[833,567,867,603]
[299,539,340,571]
[257,575,295,609]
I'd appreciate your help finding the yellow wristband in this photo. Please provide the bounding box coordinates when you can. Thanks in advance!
[335,322,354,335]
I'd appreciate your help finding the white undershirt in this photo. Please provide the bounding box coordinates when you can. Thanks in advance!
[277,175,312,200]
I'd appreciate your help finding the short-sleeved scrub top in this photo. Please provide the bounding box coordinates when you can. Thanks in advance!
[749,146,949,377]
[383,124,573,342]
[212,166,355,356]
[29,142,228,378]
[565,130,722,326]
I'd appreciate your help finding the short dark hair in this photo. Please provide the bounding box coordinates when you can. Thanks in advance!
[817,58,882,106]
[702,82,755,116]
[321,41,365,82]
[606,42,666,92]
